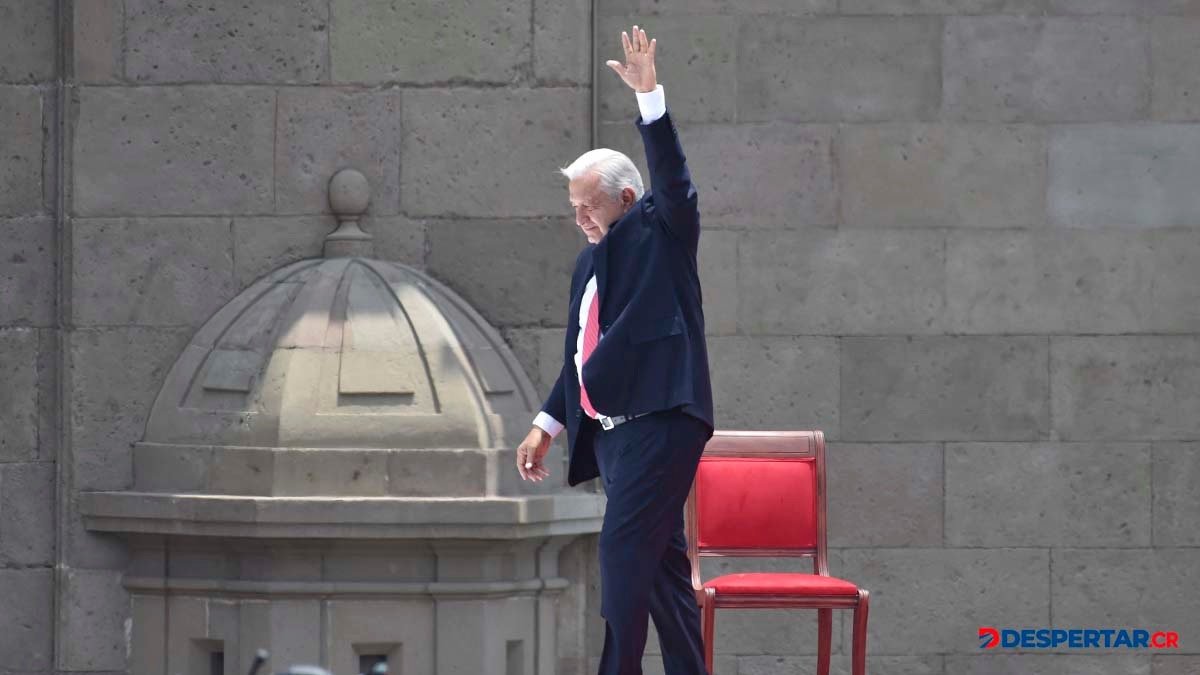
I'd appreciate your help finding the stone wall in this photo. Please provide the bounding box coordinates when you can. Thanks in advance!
[3,0,1200,674]
[584,2,1200,674]
[1,1,61,674]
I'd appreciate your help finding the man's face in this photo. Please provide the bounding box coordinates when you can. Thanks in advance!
[569,172,634,244]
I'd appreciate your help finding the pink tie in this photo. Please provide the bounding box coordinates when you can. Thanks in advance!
[579,291,601,418]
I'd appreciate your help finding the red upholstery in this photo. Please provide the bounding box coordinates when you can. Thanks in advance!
[688,431,870,675]
[694,457,817,550]
[704,573,860,596]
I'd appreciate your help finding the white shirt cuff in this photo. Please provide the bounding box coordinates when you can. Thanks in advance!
[636,84,666,124]
[532,411,564,439]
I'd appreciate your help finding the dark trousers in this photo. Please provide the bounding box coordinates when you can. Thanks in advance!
[592,409,711,675]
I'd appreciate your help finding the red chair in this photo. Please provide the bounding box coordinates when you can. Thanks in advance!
[685,430,869,675]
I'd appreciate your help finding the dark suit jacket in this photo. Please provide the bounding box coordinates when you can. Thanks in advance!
[540,110,715,487]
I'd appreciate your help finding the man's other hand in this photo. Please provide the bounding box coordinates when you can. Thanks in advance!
[517,426,552,482]
[606,25,657,94]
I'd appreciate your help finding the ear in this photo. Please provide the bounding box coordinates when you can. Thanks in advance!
[621,186,637,207]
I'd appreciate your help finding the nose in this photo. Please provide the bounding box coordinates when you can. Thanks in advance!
[574,206,587,227]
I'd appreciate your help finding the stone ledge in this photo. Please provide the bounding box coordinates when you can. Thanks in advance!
[122,576,572,597]
[80,491,605,540]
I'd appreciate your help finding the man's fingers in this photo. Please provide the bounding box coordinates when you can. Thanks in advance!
[639,28,648,52]
[648,37,656,61]
[622,30,632,55]
[516,446,529,480]
[605,60,624,76]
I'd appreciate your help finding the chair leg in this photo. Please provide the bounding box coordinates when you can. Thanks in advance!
[817,608,833,675]
[852,589,870,675]
[703,588,717,674]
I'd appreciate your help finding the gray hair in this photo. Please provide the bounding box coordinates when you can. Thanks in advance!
[560,148,645,201]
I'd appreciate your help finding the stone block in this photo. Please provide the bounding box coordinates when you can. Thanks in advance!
[321,544,435,582]
[275,88,400,215]
[330,0,530,84]
[826,443,942,547]
[838,124,1046,228]
[1152,442,1200,546]
[62,568,129,671]
[1049,124,1200,227]
[1049,0,1200,13]
[130,594,166,675]
[402,89,589,218]
[164,595,208,675]
[387,449,489,497]
[600,122,836,227]
[1154,656,1200,675]
[945,655,1150,675]
[236,547,321,578]
[740,655,941,675]
[274,449,388,496]
[0,328,38,462]
[74,86,275,216]
[74,0,123,84]
[944,17,1149,122]
[739,17,940,122]
[706,336,839,433]
[64,496,129,570]
[69,327,193,463]
[369,215,427,269]
[0,218,55,326]
[0,1,54,83]
[535,0,590,84]
[739,228,945,335]
[946,442,1151,547]
[125,0,328,83]
[597,15,737,123]
[73,218,236,327]
[268,599,322,665]
[838,548,1049,654]
[841,336,1050,442]
[842,0,1042,11]
[947,229,1200,334]
[698,229,738,335]
[327,599,435,675]
[0,462,55,565]
[427,219,582,327]
[0,568,53,669]
[233,216,333,288]
[1051,336,1200,440]
[0,86,45,215]
[600,0,837,12]
[1052,549,1200,646]
[1151,18,1200,120]
[501,327,563,395]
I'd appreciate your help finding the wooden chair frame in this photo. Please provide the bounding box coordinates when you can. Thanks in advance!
[684,430,869,675]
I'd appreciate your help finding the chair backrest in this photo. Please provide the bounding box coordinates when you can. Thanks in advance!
[685,430,829,578]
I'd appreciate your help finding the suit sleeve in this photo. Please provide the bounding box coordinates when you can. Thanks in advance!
[637,104,700,249]
[534,370,567,438]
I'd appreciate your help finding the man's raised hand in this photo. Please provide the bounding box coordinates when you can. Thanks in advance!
[605,25,657,94]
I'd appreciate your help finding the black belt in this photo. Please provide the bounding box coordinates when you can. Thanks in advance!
[597,412,651,431]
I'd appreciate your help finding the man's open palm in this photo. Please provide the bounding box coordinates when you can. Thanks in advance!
[606,25,657,94]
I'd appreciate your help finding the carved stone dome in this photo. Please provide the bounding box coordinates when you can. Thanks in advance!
[134,254,552,498]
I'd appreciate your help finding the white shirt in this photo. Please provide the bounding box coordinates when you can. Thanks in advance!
[532,85,667,439]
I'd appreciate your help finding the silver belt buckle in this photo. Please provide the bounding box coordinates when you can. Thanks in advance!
[599,415,615,431]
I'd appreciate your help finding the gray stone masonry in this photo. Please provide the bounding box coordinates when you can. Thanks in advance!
[7,0,1200,672]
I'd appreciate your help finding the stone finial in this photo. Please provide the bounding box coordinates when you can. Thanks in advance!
[324,168,375,258]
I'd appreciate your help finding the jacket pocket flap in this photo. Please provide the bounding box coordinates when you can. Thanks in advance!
[629,313,684,344]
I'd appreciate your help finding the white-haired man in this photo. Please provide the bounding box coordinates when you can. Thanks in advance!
[516,26,714,675]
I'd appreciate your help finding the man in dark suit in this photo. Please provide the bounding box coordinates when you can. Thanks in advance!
[515,25,714,675]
